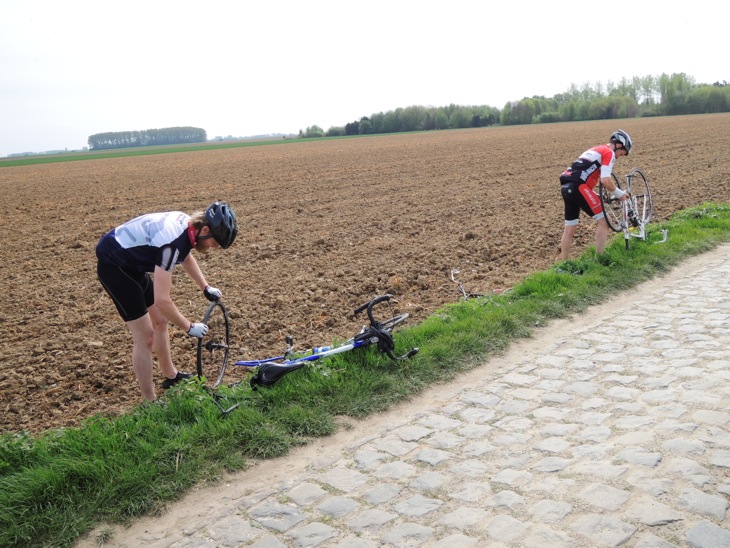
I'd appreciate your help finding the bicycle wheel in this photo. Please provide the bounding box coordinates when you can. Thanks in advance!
[626,168,653,225]
[598,172,624,233]
[380,313,409,334]
[196,301,231,389]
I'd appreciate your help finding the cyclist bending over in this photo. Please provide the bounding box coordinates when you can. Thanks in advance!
[559,129,632,260]
[96,201,237,401]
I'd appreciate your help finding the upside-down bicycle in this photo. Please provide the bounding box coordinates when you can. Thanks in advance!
[196,294,419,391]
[598,167,654,250]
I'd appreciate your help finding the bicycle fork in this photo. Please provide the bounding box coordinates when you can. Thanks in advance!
[624,198,646,241]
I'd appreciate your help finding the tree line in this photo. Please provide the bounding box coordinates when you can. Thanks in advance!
[87,126,207,150]
[300,73,729,138]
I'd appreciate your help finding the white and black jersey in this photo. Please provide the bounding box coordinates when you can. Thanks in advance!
[96,211,194,273]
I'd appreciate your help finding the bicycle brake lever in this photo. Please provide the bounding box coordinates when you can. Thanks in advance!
[394,348,419,360]
[384,346,419,361]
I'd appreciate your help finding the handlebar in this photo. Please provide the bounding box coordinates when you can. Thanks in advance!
[383,346,420,362]
[280,295,417,364]
[353,294,419,361]
[354,294,393,324]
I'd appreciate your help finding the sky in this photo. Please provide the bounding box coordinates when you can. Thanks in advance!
[0,0,726,157]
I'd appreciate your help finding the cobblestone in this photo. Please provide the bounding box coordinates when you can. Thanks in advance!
[79,245,730,547]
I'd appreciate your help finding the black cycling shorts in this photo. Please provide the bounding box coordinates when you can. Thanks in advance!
[561,182,603,223]
[97,260,154,322]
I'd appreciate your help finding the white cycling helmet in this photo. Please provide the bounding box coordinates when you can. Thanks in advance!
[610,129,633,154]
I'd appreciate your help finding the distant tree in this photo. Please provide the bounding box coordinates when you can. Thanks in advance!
[705,86,729,112]
[88,126,206,150]
[345,120,360,135]
[449,108,471,128]
[358,117,373,134]
[659,72,695,115]
[534,111,561,123]
[369,112,386,133]
[434,110,449,129]
[399,105,428,131]
[294,72,727,140]
[381,109,402,133]
[301,125,325,138]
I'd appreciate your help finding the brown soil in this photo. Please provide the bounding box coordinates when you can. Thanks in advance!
[1,114,728,434]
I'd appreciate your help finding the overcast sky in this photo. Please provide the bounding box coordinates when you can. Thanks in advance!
[1,0,726,157]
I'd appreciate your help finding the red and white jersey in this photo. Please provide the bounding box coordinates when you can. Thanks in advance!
[560,144,616,190]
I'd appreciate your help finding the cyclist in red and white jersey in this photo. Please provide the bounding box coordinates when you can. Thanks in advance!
[559,129,632,260]
[96,201,237,401]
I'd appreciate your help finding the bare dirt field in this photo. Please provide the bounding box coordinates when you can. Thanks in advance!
[1,114,728,434]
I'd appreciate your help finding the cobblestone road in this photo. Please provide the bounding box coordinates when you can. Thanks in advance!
[80,245,730,548]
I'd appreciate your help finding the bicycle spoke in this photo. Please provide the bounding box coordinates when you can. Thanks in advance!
[598,172,624,233]
[627,168,653,227]
[196,302,231,389]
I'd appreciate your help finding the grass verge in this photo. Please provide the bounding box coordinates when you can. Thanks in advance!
[1,202,729,547]
[0,135,362,167]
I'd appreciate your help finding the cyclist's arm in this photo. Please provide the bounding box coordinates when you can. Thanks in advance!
[153,266,192,332]
[600,175,628,201]
[181,253,209,292]
[599,175,618,192]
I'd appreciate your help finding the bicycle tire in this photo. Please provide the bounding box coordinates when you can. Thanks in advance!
[626,168,653,225]
[380,313,409,334]
[598,172,624,233]
[196,301,231,389]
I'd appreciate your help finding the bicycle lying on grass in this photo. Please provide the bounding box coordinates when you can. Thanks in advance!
[196,294,419,392]
[598,167,654,250]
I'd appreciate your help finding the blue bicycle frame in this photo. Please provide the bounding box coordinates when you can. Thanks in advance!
[237,295,417,389]
[235,337,365,368]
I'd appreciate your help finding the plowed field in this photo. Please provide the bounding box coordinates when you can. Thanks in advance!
[2,114,728,434]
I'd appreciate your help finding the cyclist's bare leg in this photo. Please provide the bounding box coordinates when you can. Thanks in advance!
[560,223,578,260]
[126,313,157,401]
[148,304,178,380]
[595,217,610,255]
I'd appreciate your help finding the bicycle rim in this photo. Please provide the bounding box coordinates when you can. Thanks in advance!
[627,168,653,225]
[598,172,624,233]
[196,302,231,389]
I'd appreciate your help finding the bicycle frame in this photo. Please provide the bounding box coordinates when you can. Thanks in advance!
[622,173,648,241]
[599,167,653,251]
[248,295,417,388]
[234,331,371,369]
[196,294,418,391]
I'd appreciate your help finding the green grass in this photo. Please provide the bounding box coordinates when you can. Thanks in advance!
[0,138,301,167]
[0,134,372,167]
[1,202,729,547]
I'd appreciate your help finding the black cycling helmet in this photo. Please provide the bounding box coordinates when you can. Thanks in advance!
[610,129,633,155]
[204,201,238,249]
